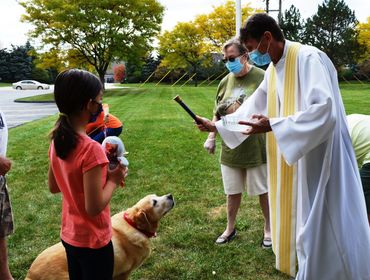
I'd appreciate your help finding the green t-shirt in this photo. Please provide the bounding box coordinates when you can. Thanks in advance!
[347,114,370,168]
[214,66,266,168]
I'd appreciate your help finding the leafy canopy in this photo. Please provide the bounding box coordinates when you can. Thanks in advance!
[280,5,304,42]
[158,22,208,72]
[302,0,361,68]
[356,17,370,62]
[194,0,259,52]
[21,0,164,82]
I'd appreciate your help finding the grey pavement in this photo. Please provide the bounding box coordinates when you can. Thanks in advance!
[0,86,57,128]
[0,83,117,128]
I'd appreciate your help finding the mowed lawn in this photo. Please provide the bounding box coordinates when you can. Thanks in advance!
[0,82,12,87]
[6,82,370,279]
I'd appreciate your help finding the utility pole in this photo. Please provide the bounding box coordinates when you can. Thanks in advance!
[235,0,242,36]
[265,0,282,25]
[278,0,282,24]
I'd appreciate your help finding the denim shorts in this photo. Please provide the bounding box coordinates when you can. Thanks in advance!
[0,176,14,238]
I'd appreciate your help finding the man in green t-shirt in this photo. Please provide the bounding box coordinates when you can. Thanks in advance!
[204,38,271,246]
[347,114,370,225]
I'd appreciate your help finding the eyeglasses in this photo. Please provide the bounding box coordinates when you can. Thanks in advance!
[222,54,247,63]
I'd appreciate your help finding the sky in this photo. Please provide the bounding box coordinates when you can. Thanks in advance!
[0,0,369,49]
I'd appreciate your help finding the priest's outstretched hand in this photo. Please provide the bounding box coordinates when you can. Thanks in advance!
[239,114,272,135]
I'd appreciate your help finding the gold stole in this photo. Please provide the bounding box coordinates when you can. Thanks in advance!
[267,42,301,277]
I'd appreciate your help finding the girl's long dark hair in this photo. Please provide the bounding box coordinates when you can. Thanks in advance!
[51,69,102,159]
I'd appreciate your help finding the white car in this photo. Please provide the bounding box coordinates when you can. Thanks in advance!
[12,80,50,90]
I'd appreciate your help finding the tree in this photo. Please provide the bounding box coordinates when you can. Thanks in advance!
[194,0,258,52]
[0,49,10,82]
[31,48,66,74]
[0,42,33,82]
[31,47,95,83]
[302,0,361,68]
[141,54,161,82]
[280,5,304,42]
[113,64,125,83]
[125,55,145,83]
[21,0,164,86]
[158,22,210,86]
[357,17,370,62]
[31,67,51,83]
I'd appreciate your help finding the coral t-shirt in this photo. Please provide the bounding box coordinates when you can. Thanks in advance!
[49,134,111,249]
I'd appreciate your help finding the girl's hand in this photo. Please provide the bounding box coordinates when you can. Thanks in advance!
[107,165,128,187]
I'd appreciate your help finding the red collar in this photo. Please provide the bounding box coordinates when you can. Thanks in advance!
[123,212,156,238]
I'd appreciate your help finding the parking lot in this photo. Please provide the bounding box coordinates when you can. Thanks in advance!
[0,83,118,128]
[0,86,58,128]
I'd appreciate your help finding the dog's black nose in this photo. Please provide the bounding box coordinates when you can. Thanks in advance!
[167,194,173,200]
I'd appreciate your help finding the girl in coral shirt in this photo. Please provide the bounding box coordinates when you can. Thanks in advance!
[48,69,127,280]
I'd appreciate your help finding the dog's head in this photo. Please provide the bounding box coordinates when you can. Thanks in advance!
[126,194,175,236]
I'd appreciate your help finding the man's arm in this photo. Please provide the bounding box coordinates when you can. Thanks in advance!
[267,51,336,165]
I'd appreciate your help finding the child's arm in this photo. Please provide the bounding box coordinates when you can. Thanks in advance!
[83,164,127,216]
[48,165,61,193]
[103,104,109,123]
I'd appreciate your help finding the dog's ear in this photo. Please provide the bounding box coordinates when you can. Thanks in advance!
[134,209,158,233]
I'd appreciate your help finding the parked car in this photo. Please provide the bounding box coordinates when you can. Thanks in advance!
[12,80,50,90]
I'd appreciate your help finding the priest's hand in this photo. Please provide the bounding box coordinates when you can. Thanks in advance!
[239,114,272,135]
[195,116,217,133]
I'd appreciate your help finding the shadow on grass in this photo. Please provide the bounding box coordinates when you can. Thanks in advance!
[104,87,147,97]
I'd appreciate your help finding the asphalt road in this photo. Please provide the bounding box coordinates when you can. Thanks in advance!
[0,83,118,128]
[0,86,57,128]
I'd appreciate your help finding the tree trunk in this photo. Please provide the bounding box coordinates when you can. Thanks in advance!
[98,72,105,90]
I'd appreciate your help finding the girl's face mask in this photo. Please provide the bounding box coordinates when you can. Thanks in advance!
[88,101,103,123]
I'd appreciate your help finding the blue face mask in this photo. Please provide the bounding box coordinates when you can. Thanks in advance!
[225,57,244,75]
[249,39,271,66]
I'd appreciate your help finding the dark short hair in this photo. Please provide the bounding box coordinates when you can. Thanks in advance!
[240,13,284,43]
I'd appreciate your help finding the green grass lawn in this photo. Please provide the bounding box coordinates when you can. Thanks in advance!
[0,82,12,87]
[6,82,369,279]
[339,82,370,114]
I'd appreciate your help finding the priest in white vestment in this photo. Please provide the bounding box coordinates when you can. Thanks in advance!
[196,13,370,280]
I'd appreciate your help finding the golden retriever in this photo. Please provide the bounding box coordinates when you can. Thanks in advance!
[25,194,175,280]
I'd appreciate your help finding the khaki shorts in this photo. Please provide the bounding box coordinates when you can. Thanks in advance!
[0,176,14,238]
[221,164,268,196]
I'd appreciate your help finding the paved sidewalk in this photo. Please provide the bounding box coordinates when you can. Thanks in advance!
[0,83,118,128]
[0,86,57,128]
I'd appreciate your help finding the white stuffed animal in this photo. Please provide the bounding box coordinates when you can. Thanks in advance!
[101,136,129,170]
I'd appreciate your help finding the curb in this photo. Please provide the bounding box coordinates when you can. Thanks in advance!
[14,100,55,103]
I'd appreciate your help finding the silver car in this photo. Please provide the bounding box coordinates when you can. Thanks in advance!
[12,80,50,90]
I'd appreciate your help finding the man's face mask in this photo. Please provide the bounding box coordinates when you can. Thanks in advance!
[249,36,271,66]
[88,101,103,123]
[224,55,244,75]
